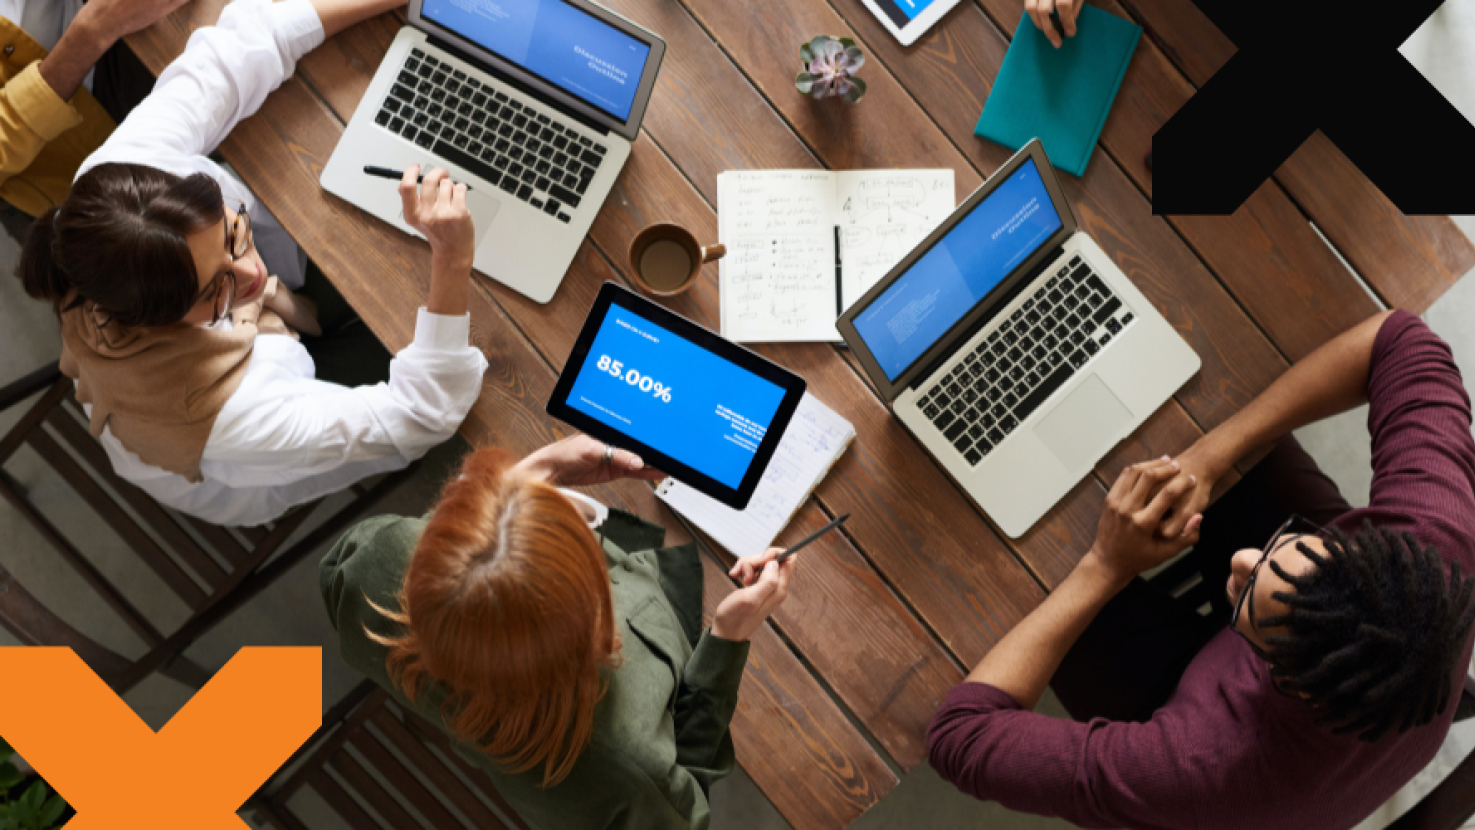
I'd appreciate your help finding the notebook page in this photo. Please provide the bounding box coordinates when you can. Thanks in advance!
[656,393,855,559]
[837,170,955,310]
[719,171,840,342]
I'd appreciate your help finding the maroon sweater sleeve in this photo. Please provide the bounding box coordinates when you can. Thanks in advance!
[928,683,1197,829]
[1352,311,1475,569]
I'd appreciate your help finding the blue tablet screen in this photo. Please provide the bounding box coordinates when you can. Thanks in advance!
[568,303,787,489]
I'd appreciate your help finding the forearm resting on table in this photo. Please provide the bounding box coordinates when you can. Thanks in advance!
[965,552,1129,709]
[1195,310,1393,475]
[37,17,110,103]
[426,252,471,317]
[307,0,407,39]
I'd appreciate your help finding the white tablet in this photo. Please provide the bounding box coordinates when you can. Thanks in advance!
[860,0,964,46]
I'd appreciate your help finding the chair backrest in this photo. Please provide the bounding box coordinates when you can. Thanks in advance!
[251,682,530,830]
[0,364,408,693]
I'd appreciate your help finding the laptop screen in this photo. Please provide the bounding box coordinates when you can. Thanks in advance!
[851,157,1063,382]
[421,0,654,122]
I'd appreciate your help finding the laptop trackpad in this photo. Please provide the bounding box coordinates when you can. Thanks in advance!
[1034,374,1132,471]
[397,189,500,248]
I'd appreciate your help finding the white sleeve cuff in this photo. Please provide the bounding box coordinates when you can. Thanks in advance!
[270,0,327,56]
[412,308,473,352]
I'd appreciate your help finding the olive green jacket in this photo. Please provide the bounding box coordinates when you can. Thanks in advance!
[320,509,750,830]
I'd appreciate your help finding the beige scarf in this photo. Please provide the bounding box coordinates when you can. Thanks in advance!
[59,277,294,483]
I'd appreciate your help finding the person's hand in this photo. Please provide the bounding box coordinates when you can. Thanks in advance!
[1088,457,1202,584]
[400,165,475,316]
[1156,439,1229,541]
[76,0,190,43]
[1025,0,1081,48]
[264,284,322,337]
[513,434,665,487]
[713,548,796,642]
[400,165,475,268]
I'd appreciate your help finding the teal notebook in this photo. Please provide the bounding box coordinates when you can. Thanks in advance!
[974,6,1141,177]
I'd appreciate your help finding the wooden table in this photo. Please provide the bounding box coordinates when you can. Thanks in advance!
[129,1,1475,827]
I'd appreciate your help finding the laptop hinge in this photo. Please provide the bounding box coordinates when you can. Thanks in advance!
[426,35,612,137]
[906,244,1066,392]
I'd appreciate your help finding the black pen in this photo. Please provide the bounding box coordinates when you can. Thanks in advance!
[363,165,472,190]
[775,513,850,563]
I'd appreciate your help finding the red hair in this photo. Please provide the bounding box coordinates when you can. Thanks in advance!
[367,449,619,786]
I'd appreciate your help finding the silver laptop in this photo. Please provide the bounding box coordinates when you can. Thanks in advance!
[321,0,666,304]
[837,141,1200,538]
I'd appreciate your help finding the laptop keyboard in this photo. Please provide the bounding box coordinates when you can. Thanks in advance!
[916,256,1136,467]
[374,47,609,223]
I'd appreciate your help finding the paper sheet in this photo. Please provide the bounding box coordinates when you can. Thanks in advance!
[656,393,855,559]
[719,169,954,342]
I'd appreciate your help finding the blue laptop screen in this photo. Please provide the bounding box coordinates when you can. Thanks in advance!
[567,302,788,489]
[852,158,1063,382]
[421,0,652,122]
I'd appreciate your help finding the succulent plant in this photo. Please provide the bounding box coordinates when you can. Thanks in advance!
[796,35,867,103]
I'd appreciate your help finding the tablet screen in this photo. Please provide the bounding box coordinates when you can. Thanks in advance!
[566,300,789,489]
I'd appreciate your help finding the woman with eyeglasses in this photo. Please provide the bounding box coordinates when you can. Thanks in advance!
[15,0,489,527]
[929,310,1475,830]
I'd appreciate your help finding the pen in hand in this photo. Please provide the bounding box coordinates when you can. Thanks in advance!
[363,165,472,190]
[776,513,849,563]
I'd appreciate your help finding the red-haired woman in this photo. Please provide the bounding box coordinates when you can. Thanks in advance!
[321,436,798,829]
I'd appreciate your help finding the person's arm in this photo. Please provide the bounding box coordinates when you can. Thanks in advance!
[38,0,191,102]
[670,632,750,795]
[963,459,1198,707]
[80,0,402,178]
[1160,310,1394,538]
[1024,0,1081,48]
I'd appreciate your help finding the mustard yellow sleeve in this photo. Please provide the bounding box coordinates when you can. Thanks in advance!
[0,61,83,187]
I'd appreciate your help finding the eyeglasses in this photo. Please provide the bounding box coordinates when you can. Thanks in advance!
[193,200,251,325]
[1232,513,1326,662]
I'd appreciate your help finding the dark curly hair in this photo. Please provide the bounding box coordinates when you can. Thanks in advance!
[1258,520,1475,742]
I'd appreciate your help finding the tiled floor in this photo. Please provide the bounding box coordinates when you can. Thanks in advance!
[3,9,1475,826]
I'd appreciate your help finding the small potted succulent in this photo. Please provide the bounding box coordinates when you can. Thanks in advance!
[796,35,867,103]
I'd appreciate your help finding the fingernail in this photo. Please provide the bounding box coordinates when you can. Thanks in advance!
[1171,460,1180,469]
[1161,455,1170,462]
[630,456,644,469]
[1189,474,1197,484]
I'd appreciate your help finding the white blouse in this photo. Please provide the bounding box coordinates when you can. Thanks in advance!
[74,0,490,527]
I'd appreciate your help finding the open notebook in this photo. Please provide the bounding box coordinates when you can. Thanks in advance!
[655,393,855,558]
[718,169,954,342]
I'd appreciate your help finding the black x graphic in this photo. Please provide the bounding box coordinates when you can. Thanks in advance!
[1153,0,1475,215]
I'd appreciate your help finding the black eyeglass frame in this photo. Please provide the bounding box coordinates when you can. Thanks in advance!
[192,200,252,325]
[1231,513,1328,663]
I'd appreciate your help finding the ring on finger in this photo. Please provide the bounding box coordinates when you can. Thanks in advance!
[601,444,616,466]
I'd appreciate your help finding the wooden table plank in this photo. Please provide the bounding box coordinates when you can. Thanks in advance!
[284,12,969,773]
[1111,0,1475,312]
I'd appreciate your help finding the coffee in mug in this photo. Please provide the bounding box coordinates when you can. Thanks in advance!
[628,223,725,296]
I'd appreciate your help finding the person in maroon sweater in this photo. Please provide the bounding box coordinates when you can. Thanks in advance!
[928,310,1475,830]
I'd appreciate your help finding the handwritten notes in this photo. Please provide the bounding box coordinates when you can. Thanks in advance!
[719,169,954,342]
[656,393,855,559]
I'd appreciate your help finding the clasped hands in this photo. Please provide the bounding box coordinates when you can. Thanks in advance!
[1088,444,1223,587]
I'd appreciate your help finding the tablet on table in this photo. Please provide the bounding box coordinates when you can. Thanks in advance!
[549,283,806,510]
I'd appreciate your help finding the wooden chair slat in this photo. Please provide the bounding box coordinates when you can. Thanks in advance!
[0,469,163,647]
[369,707,517,830]
[184,516,253,567]
[398,709,533,830]
[0,561,134,686]
[236,525,268,545]
[0,362,61,412]
[245,799,309,830]
[347,727,465,829]
[0,378,68,468]
[307,768,383,830]
[329,748,424,830]
[45,406,229,589]
[26,428,209,608]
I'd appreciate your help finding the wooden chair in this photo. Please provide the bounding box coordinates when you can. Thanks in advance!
[0,363,416,693]
[248,681,530,830]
